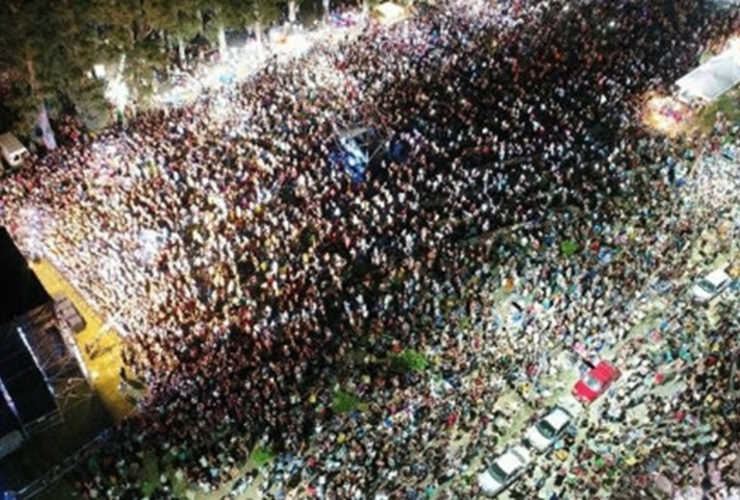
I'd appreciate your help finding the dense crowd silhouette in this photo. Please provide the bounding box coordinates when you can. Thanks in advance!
[2,0,740,498]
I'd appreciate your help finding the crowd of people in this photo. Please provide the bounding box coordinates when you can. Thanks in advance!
[2,0,740,498]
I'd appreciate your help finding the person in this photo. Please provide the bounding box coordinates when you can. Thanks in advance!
[1,0,739,498]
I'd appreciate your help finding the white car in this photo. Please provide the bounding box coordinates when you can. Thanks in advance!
[691,268,731,304]
[524,406,573,452]
[477,445,532,497]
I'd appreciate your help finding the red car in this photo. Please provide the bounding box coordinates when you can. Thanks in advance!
[572,361,621,403]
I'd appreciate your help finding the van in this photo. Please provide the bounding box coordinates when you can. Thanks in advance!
[0,133,30,170]
[691,268,731,304]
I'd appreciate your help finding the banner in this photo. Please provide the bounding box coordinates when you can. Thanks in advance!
[37,105,57,150]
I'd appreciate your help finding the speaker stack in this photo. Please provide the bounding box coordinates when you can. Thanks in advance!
[53,296,86,334]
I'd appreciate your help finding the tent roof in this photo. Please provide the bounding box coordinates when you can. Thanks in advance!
[0,324,57,426]
[675,49,740,102]
[373,2,411,23]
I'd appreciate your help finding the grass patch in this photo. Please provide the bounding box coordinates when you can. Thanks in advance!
[141,452,161,496]
[250,447,275,467]
[698,92,740,134]
[560,239,579,257]
[390,349,429,373]
[332,390,361,413]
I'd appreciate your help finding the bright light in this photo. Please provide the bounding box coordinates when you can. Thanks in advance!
[105,54,129,111]
[93,64,106,79]
[641,92,692,138]
[105,79,129,111]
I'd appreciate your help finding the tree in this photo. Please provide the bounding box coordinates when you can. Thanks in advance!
[122,37,169,105]
[2,86,39,133]
[0,0,50,131]
[173,10,204,69]
[0,0,288,127]
[287,0,301,24]
[332,389,361,413]
[389,349,429,373]
[86,0,143,57]
[86,0,171,109]
[46,0,109,130]
[143,0,202,69]
[203,0,280,54]
[201,0,240,59]
[66,79,111,131]
[245,0,281,47]
[0,0,107,131]
[250,446,275,467]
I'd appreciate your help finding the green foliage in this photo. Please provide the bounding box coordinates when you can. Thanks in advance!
[247,0,282,27]
[251,446,275,467]
[0,0,289,124]
[332,389,361,413]
[458,315,471,329]
[390,349,429,373]
[122,37,169,102]
[137,448,161,496]
[0,0,115,130]
[3,86,39,133]
[143,0,202,51]
[699,92,740,134]
[560,240,578,257]
[69,80,111,131]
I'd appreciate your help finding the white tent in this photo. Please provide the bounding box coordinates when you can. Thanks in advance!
[373,2,411,24]
[675,47,740,104]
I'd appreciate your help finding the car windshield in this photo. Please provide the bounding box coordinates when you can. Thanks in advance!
[510,449,528,463]
[536,419,557,439]
[584,374,602,392]
[488,463,508,483]
[697,279,716,294]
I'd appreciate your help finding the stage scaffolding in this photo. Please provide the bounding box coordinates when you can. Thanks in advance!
[0,227,91,440]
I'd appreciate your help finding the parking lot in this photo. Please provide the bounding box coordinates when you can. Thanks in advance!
[470,204,740,499]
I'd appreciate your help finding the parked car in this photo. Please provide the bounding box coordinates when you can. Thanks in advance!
[0,132,29,171]
[524,406,573,452]
[477,445,532,497]
[572,360,621,404]
[691,268,731,304]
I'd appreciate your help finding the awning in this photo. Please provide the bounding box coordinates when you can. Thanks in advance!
[373,2,412,24]
[675,46,740,103]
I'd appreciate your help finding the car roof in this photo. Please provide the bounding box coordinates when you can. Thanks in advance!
[509,444,531,462]
[705,269,730,285]
[543,406,571,429]
[495,448,528,474]
[0,133,25,152]
[590,361,617,381]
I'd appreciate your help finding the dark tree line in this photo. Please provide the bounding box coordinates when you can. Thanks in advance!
[0,0,326,132]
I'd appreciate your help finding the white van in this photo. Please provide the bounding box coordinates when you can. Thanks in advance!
[0,133,30,170]
[691,268,731,304]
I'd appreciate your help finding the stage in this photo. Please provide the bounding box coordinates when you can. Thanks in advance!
[29,259,133,423]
